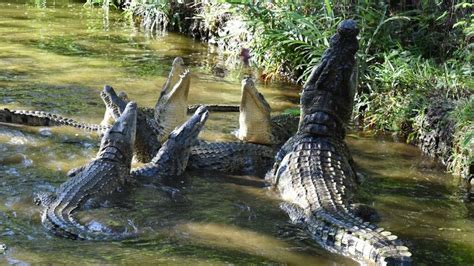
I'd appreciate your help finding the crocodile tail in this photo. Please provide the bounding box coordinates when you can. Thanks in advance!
[41,209,137,241]
[276,136,412,265]
[0,109,110,133]
[187,104,239,113]
[310,210,412,265]
[282,203,412,265]
[1,108,55,126]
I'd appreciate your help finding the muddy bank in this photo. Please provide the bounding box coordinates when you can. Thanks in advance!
[412,96,472,182]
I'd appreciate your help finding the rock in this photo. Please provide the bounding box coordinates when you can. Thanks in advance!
[416,97,455,168]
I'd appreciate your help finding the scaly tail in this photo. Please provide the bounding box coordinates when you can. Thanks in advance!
[282,203,412,265]
[0,109,109,133]
[275,136,412,265]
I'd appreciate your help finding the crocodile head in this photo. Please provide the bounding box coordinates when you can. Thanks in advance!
[299,19,359,138]
[100,58,190,144]
[97,101,137,165]
[151,105,209,176]
[237,77,273,145]
[154,59,191,142]
[160,57,186,95]
[100,85,128,125]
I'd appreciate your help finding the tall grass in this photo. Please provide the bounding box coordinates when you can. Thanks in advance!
[449,97,474,177]
[241,3,336,82]
[355,50,471,131]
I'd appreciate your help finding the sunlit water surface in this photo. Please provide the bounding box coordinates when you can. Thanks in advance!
[0,0,472,265]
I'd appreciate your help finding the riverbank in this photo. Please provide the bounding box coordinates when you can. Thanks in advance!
[109,1,473,180]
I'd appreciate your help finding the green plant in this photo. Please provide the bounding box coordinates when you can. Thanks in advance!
[84,0,119,9]
[125,0,170,33]
[230,1,336,82]
[449,96,474,177]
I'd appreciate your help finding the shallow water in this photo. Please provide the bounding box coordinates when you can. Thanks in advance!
[0,0,472,265]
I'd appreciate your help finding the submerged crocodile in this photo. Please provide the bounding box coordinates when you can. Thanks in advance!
[0,108,111,133]
[36,103,209,240]
[268,20,412,265]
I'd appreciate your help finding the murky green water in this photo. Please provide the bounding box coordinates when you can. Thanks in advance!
[0,0,472,265]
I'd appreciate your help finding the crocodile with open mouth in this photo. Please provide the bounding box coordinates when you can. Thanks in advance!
[102,77,298,176]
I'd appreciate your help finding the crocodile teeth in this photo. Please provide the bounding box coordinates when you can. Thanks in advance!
[396,245,409,251]
[387,235,398,241]
[400,251,412,257]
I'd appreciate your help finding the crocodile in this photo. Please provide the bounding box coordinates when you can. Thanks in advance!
[101,84,162,163]
[268,20,412,265]
[36,103,209,240]
[131,105,209,181]
[236,77,298,146]
[103,78,298,176]
[187,78,298,176]
[154,57,189,142]
[37,101,138,240]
